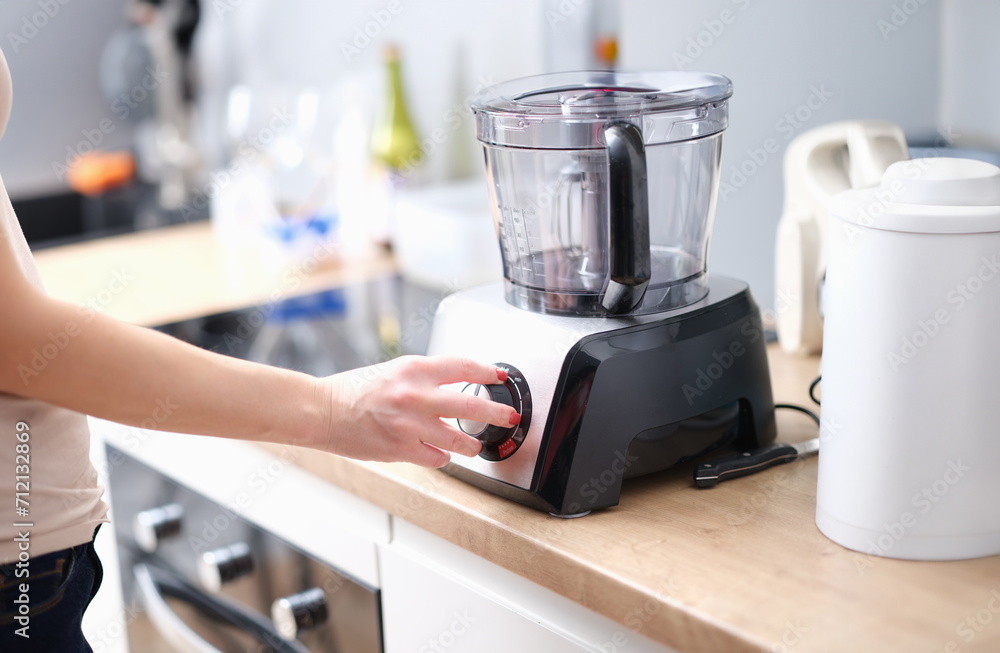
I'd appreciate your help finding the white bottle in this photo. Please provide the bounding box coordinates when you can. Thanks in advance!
[817,157,1000,560]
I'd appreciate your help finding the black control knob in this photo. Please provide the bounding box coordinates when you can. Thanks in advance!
[197,542,255,592]
[455,363,532,461]
[133,503,183,554]
[271,587,328,641]
[457,383,515,444]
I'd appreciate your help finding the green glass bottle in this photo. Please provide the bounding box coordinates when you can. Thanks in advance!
[371,45,422,176]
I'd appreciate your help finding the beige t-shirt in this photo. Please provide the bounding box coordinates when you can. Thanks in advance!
[0,175,108,564]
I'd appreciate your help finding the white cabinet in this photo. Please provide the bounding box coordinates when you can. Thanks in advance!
[379,518,675,653]
[380,543,588,653]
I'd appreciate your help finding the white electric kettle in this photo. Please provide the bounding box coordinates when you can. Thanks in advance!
[774,120,909,355]
[817,156,1000,560]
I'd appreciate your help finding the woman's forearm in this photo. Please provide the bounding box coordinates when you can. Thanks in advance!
[1,287,327,447]
[0,284,518,467]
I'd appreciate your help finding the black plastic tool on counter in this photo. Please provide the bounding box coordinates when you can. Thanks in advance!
[694,438,819,488]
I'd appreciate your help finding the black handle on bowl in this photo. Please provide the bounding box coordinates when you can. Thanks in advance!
[602,121,651,314]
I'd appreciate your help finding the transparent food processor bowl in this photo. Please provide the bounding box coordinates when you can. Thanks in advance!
[472,71,730,317]
[483,134,723,315]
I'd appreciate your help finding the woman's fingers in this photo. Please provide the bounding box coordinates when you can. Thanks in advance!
[409,441,452,468]
[403,356,508,386]
[431,386,520,428]
[419,424,483,461]
[403,419,483,463]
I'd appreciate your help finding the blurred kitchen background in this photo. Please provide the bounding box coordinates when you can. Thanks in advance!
[7,0,996,311]
[4,2,1000,651]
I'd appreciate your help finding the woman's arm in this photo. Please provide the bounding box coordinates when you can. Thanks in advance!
[0,242,514,468]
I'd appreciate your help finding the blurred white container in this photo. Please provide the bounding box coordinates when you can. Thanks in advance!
[393,180,502,292]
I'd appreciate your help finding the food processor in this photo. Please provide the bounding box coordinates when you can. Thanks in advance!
[427,71,776,516]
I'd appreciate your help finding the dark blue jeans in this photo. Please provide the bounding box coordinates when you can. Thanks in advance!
[0,528,104,652]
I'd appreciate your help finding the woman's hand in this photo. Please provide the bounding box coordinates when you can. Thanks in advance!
[315,356,520,468]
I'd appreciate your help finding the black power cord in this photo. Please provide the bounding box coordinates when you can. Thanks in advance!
[808,375,822,406]
[774,402,819,426]
[774,374,822,425]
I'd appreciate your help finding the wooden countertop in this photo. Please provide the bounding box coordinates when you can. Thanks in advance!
[33,221,396,327]
[38,224,1000,652]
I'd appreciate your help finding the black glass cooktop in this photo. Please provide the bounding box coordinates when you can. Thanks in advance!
[155,276,446,377]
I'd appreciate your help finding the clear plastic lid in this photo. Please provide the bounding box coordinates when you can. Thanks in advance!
[471,71,732,149]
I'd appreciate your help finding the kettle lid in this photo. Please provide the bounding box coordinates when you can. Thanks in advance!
[829,157,1000,234]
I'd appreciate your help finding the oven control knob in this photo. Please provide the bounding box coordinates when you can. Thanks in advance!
[133,503,183,553]
[272,587,328,641]
[197,542,255,593]
[457,382,515,444]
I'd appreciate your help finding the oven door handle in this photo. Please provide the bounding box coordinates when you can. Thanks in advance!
[133,563,309,653]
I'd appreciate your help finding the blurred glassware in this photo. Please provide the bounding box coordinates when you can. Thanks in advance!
[210,86,344,274]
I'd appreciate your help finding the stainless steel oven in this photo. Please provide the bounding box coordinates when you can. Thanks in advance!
[106,444,383,653]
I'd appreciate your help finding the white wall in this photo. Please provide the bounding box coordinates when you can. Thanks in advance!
[0,0,945,310]
[940,0,1000,149]
[618,0,941,310]
[193,0,942,310]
